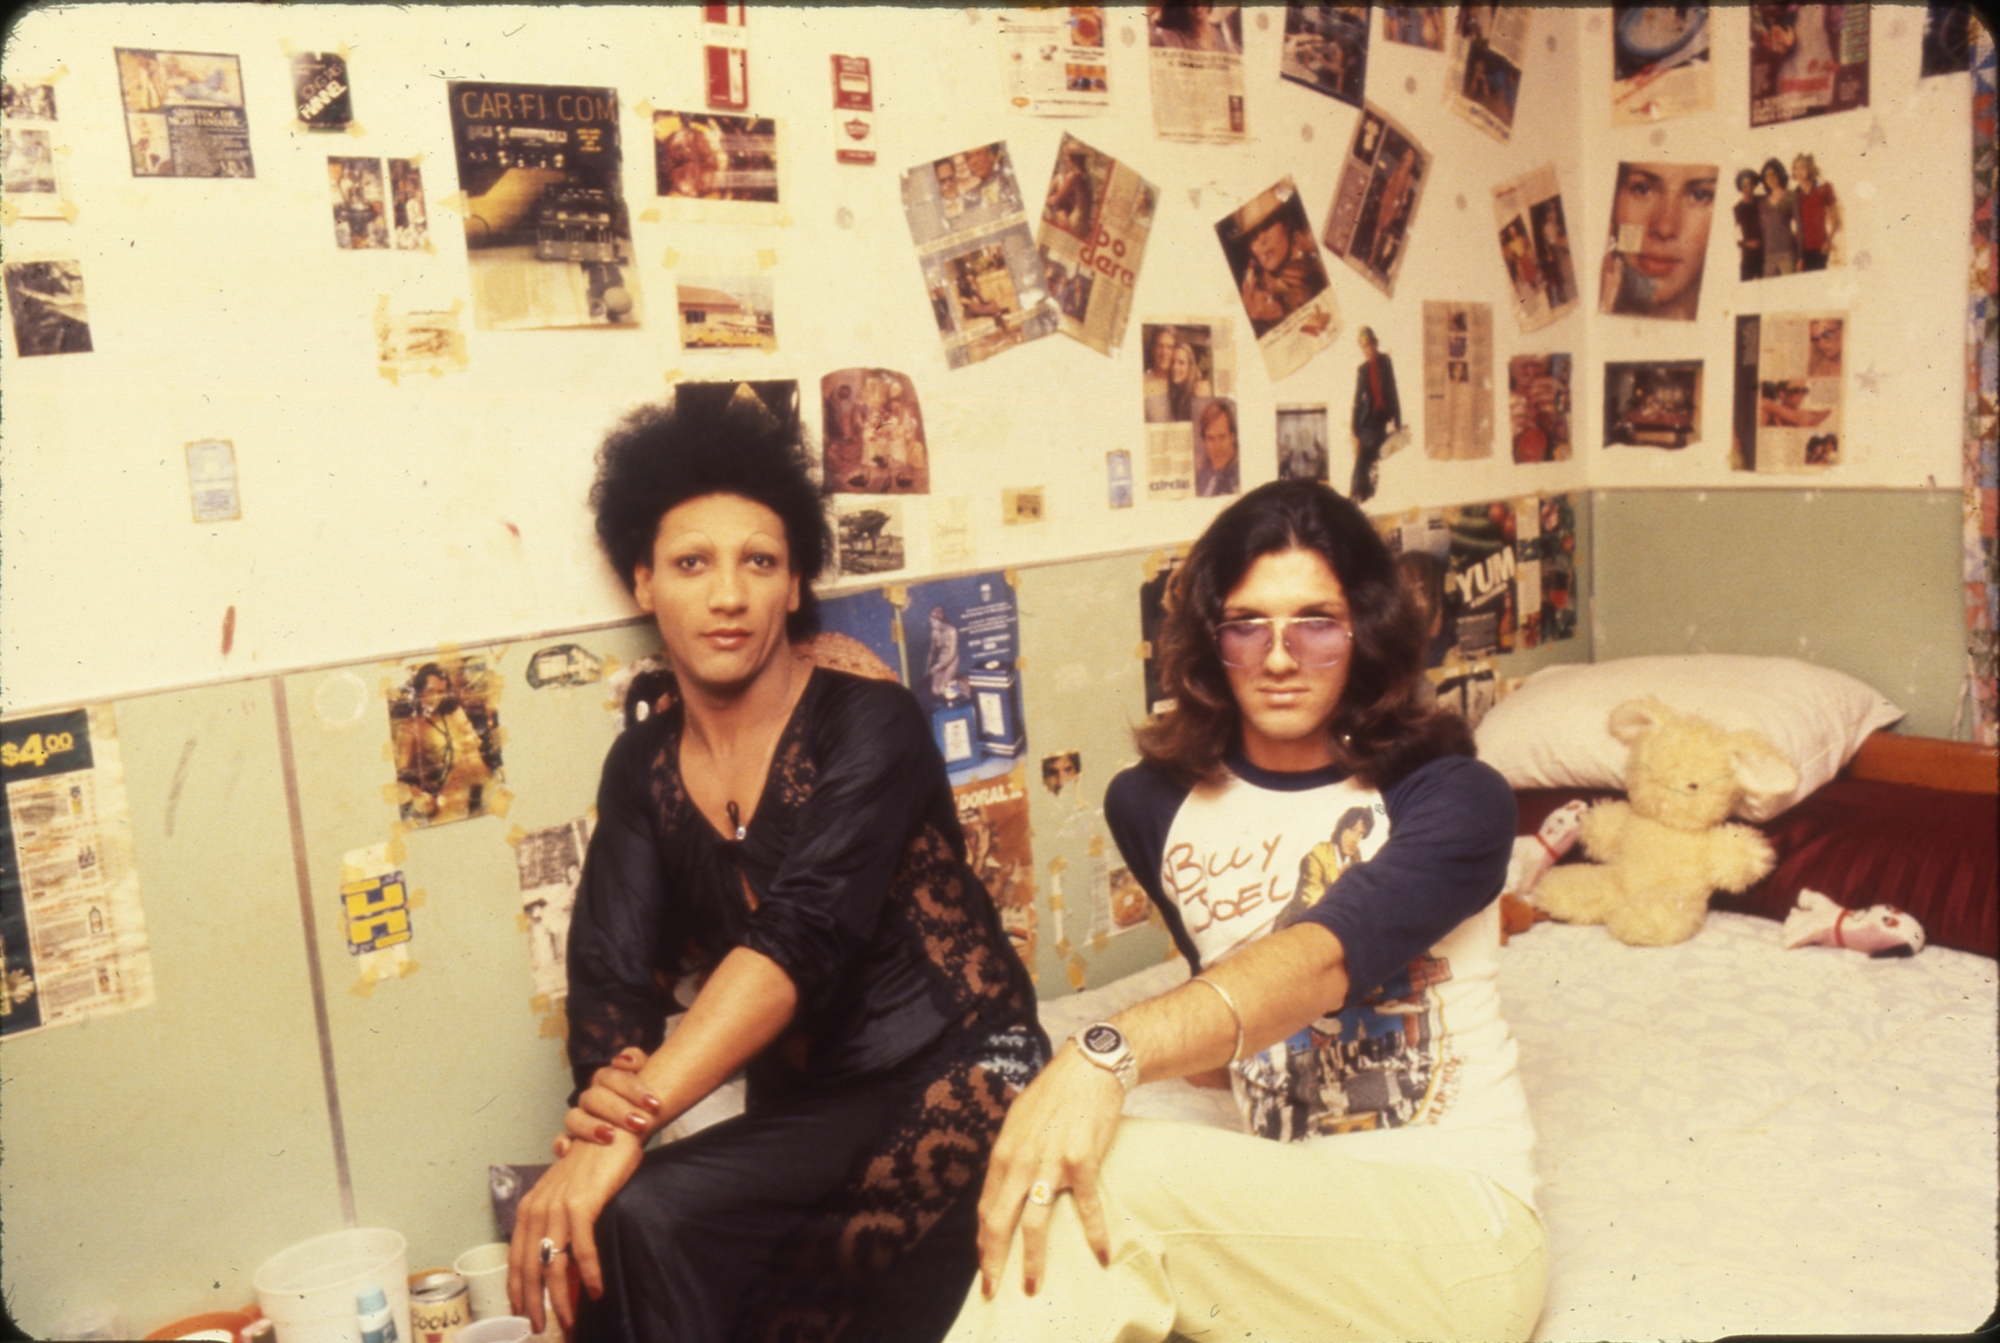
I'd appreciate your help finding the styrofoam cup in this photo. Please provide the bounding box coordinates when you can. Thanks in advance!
[457,1318,532,1343]
[253,1228,409,1343]
[452,1242,512,1320]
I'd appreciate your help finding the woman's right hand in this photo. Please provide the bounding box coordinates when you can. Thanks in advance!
[554,1048,660,1152]
[508,1133,644,1336]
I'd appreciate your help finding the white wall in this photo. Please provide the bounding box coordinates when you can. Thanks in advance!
[1,4,1602,714]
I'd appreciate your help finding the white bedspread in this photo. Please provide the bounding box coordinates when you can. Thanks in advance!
[1037,913,1999,1341]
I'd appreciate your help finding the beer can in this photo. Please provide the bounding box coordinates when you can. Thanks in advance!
[408,1269,471,1343]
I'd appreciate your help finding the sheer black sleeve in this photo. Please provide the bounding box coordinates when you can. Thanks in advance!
[741,678,950,1020]
[564,721,686,1101]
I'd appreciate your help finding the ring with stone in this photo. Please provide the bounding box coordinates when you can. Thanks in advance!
[1028,1180,1054,1207]
[540,1237,568,1266]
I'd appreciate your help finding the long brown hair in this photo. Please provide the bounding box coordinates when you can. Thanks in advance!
[1136,480,1472,788]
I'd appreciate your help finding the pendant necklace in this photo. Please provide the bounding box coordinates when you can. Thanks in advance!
[726,800,746,841]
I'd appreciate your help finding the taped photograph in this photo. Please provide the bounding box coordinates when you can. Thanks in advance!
[388,654,503,828]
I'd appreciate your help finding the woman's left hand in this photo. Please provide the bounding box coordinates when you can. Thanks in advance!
[972,1045,1125,1299]
[508,1132,644,1336]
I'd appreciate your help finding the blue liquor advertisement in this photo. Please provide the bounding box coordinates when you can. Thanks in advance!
[903,572,1023,785]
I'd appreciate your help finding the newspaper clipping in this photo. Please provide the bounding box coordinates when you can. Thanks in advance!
[1039,134,1157,358]
[1146,5,1246,143]
[1732,313,1845,473]
[448,81,639,330]
[514,816,594,1006]
[1445,7,1529,143]
[1611,5,1713,126]
[1750,4,1870,128]
[1493,164,1578,331]
[1219,179,1341,382]
[901,141,1059,370]
[1001,8,1110,116]
[2,85,65,221]
[1322,104,1430,299]
[822,368,929,494]
[1422,301,1494,459]
[1508,354,1572,463]
[1606,359,1703,449]
[116,48,254,178]
[0,706,155,1038]
[1280,5,1370,109]
[1142,318,1235,501]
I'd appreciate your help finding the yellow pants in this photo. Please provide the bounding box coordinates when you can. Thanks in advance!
[947,1117,1546,1343]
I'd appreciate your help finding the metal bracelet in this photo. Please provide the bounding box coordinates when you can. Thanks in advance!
[1190,973,1245,1065]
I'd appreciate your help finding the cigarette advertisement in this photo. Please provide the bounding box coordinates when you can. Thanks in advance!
[901,141,1059,370]
[1421,301,1494,459]
[447,81,639,330]
[1321,105,1430,299]
[1146,4,1246,143]
[1750,4,1869,128]
[1732,313,1845,473]
[1038,133,1158,358]
[116,48,253,178]
[1279,4,1369,109]
[1492,164,1578,332]
[1001,7,1110,116]
[1611,5,1713,126]
[1218,179,1341,382]
[0,706,154,1038]
[1444,6,1529,143]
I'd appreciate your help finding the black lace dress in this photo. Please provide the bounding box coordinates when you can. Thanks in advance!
[565,667,1047,1342]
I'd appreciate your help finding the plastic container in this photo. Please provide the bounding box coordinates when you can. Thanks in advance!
[456,1319,530,1343]
[142,1310,257,1340]
[450,1244,510,1321]
[253,1229,410,1343]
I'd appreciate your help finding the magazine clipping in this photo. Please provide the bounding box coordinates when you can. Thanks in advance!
[1146,4,1246,143]
[0,706,156,1038]
[1376,509,1454,667]
[1039,133,1158,358]
[1508,353,1572,463]
[1445,501,1517,659]
[291,50,354,131]
[116,48,254,178]
[1,82,66,222]
[389,158,430,251]
[1139,549,1185,717]
[1732,149,1843,281]
[1422,301,1494,459]
[1322,104,1430,299]
[328,156,390,250]
[1611,5,1713,126]
[822,368,929,494]
[1278,404,1331,482]
[1218,178,1341,382]
[448,82,638,331]
[1732,312,1845,473]
[955,765,1036,939]
[514,815,595,1006]
[1279,4,1369,109]
[1492,164,1577,331]
[653,110,781,225]
[903,572,1026,789]
[1141,317,1236,500]
[1444,6,1529,143]
[676,266,775,353]
[2,257,93,357]
[1001,8,1110,116]
[387,652,505,829]
[1921,3,1974,79]
[901,141,1060,370]
[1605,359,1703,449]
[1515,492,1579,648]
[1599,160,1717,323]
[1380,6,1446,51]
[1750,4,1870,128]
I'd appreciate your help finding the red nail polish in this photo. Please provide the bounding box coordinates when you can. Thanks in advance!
[626,1114,647,1132]
[1024,1277,1037,1297]
[596,1125,614,1143]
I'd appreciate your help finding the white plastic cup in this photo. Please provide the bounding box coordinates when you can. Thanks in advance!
[457,1318,532,1343]
[253,1228,410,1343]
[452,1242,511,1320]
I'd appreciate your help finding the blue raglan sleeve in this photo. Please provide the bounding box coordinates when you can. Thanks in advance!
[1296,754,1516,1003]
[1104,763,1203,969]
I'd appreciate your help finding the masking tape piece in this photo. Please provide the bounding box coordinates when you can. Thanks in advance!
[397,956,420,978]
[662,248,680,269]
[756,248,777,270]
[1090,932,1108,953]
[1048,893,1065,913]
[884,584,908,608]
[1087,833,1104,856]
[1137,642,1152,661]
[516,911,532,933]
[505,825,528,848]
[345,121,367,139]
[529,992,551,1013]
[383,782,406,805]
[386,837,408,865]
[1004,569,1021,589]
[486,787,516,819]
[1048,854,1069,875]
[438,191,470,216]
[1066,956,1088,990]
[539,1011,568,1039]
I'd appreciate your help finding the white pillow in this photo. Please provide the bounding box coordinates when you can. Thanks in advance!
[1474,655,1904,821]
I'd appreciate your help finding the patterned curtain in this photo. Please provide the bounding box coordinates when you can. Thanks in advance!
[1965,17,1998,744]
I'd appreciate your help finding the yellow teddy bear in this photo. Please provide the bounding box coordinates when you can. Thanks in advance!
[1531,697,1800,946]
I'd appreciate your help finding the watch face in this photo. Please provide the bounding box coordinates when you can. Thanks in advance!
[1082,1023,1123,1054]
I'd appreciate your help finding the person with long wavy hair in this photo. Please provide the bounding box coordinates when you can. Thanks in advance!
[508,390,1046,1343]
[951,480,1544,1343]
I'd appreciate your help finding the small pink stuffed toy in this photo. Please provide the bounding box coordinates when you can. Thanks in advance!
[1781,889,1926,958]
[1504,799,1591,897]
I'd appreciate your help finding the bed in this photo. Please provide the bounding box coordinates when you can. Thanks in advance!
[1037,656,1997,1340]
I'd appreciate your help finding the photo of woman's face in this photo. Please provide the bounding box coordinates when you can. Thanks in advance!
[1171,342,1197,385]
[1610,162,1716,319]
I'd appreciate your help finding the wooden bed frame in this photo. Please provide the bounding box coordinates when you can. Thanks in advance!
[1846,732,1999,794]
